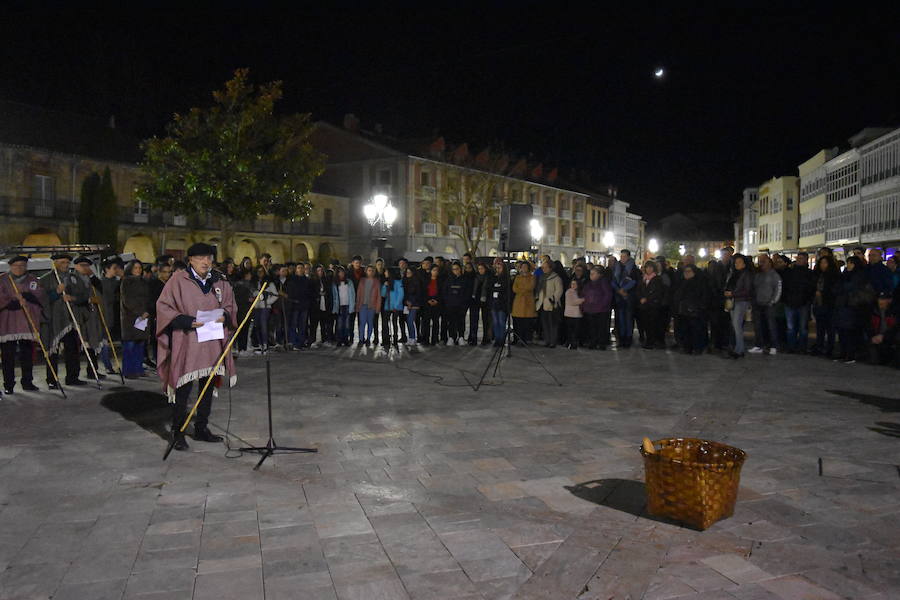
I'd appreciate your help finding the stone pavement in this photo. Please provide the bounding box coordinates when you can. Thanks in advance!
[0,343,898,600]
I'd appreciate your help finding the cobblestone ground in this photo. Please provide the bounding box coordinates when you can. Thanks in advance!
[0,342,898,600]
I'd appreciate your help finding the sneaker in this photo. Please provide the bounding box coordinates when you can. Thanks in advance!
[747,347,764,354]
[842,359,856,364]
[768,348,778,355]
[253,349,263,355]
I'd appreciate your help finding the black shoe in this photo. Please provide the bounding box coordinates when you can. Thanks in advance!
[357,341,364,347]
[21,382,39,392]
[95,372,107,380]
[171,431,190,451]
[193,426,223,443]
[66,379,87,386]
[3,387,12,395]
[48,382,59,390]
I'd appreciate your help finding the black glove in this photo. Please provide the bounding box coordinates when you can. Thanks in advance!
[171,314,195,330]
[5,299,21,311]
[21,292,40,305]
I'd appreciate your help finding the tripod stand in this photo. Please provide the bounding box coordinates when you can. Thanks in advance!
[238,345,317,470]
[474,252,561,391]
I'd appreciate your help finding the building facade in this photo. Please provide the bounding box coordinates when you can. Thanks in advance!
[859,126,900,251]
[737,187,759,256]
[311,120,625,264]
[0,102,349,264]
[797,148,837,250]
[757,176,800,254]
[823,148,860,248]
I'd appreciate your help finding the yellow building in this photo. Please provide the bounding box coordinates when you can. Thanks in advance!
[797,148,837,250]
[757,176,800,254]
[1,101,349,265]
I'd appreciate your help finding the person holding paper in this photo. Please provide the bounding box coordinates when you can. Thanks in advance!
[120,260,150,379]
[156,243,237,451]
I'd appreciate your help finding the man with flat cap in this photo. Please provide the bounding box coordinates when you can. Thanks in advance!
[39,253,86,387]
[0,256,45,393]
[156,242,237,451]
[70,256,107,379]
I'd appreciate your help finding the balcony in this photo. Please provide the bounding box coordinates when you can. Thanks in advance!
[574,211,584,221]
[448,225,464,236]
[470,227,480,239]
[545,234,557,244]
[544,206,557,217]
[562,236,572,246]
[423,222,437,235]
[0,196,78,220]
[575,237,584,246]
[560,209,572,220]
[532,205,542,216]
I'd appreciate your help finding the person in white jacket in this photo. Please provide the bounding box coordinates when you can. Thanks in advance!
[536,259,564,347]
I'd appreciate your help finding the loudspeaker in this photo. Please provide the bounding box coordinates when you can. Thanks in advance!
[499,204,533,252]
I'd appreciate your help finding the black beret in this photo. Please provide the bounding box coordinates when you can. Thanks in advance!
[51,253,72,260]
[8,255,28,265]
[187,242,216,257]
[73,256,93,265]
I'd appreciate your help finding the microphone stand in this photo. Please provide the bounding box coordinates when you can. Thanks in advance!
[237,343,317,470]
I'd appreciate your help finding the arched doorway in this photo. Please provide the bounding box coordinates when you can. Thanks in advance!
[318,242,335,265]
[22,228,62,247]
[233,239,259,264]
[266,241,286,264]
[123,234,155,263]
[294,242,312,262]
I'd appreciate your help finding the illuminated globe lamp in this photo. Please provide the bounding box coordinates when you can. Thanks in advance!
[698,247,708,258]
[529,219,544,258]
[602,231,615,250]
[647,238,660,255]
[363,193,397,228]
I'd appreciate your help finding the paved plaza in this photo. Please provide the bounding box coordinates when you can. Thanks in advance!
[0,343,898,600]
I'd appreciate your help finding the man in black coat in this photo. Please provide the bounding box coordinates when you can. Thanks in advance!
[781,252,817,353]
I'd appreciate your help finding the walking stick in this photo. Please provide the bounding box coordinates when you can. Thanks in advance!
[5,275,66,399]
[91,286,124,384]
[52,269,102,390]
[163,282,268,460]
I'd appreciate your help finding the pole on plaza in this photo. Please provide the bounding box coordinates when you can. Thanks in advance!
[91,286,125,385]
[163,282,268,461]
[5,275,66,399]
[52,268,102,390]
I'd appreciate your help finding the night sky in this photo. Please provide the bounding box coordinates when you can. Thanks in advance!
[2,4,898,221]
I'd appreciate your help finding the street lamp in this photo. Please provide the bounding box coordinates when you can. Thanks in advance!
[364,193,398,263]
[530,219,543,257]
[602,231,615,250]
[698,247,708,258]
[647,238,660,254]
[678,244,686,256]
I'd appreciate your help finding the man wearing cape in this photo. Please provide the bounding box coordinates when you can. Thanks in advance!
[156,243,237,451]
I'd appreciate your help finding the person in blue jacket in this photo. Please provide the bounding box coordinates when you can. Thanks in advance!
[611,249,640,348]
[381,267,405,348]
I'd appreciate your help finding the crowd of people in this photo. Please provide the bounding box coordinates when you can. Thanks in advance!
[2,244,899,395]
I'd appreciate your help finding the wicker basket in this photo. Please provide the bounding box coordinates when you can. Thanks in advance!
[641,437,747,530]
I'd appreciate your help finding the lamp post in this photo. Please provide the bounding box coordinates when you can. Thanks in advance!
[364,193,398,263]
[647,237,660,255]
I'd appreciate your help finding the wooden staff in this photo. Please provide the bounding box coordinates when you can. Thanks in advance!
[91,285,124,384]
[52,268,102,390]
[5,274,66,398]
[163,282,268,460]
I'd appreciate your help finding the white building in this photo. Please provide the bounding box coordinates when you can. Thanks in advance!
[824,149,860,247]
[739,187,758,255]
[859,126,900,249]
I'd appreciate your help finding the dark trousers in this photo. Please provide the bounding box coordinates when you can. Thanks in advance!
[288,308,308,347]
[388,311,404,342]
[681,315,709,353]
[539,310,558,345]
[421,304,441,344]
[373,311,381,343]
[446,306,466,341]
[513,316,535,343]
[235,308,250,351]
[469,304,491,343]
[378,310,391,345]
[2,339,34,388]
[812,306,835,356]
[173,379,214,430]
[708,307,732,350]
[564,317,581,347]
[585,312,611,348]
[48,329,80,384]
[640,306,663,346]
[309,308,333,343]
[838,327,861,361]
[752,304,779,349]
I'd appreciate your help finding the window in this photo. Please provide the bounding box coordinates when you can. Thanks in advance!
[529,190,536,204]
[787,196,793,211]
[420,171,430,187]
[32,174,56,201]
[378,169,391,185]
[786,220,793,240]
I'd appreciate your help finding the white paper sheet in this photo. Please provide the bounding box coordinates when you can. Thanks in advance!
[196,308,224,324]
[134,317,148,331]
[196,321,224,343]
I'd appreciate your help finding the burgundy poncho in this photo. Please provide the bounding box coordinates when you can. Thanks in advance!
[156,270,238,402]
[0,272,45,343]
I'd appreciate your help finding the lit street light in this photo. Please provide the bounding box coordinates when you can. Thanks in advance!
[648,238,660,254]
[364,193,398,263]
[698,247,708,258]
[602,231,615,250]
[530,219,543,257]
[678,244,686,256]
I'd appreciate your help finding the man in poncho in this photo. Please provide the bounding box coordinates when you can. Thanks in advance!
[71,256,107,380]
[156,243,237,451]
[39,253,86,387]
[0,256,45,394]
